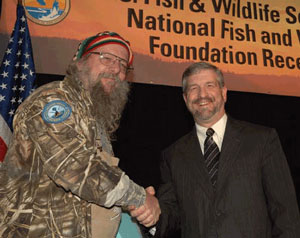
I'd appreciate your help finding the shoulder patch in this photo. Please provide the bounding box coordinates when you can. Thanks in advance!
[42,100,72,124]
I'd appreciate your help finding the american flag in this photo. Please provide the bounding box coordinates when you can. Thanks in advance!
[0,4,36,162]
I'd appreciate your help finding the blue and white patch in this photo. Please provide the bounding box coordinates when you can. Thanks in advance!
[42,100,72,124]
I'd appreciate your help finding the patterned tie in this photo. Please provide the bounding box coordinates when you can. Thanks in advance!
[204,128,220,187]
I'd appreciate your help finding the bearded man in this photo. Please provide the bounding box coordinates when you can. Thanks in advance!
[0,31,160,238]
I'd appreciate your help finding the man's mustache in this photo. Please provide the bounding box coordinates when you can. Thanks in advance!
[98,72,120,82]
[192,97,213,104]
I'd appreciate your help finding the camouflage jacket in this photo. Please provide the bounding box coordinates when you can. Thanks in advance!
[0,76,146,238]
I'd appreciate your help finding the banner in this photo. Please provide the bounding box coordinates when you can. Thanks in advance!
[0,0,299,97]
[0,3,36,162]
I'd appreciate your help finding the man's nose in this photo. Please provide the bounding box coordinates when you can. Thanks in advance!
[108,60,121,74]
[198,87,208,98]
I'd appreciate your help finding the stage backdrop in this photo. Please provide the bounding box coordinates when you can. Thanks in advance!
[1,0,300,96]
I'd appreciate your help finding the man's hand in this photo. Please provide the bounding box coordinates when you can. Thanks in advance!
[129,186,161,227]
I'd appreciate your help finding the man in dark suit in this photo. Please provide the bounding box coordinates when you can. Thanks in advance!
[149,62,300,237]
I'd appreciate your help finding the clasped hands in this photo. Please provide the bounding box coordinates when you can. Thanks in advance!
[128,186,161,227]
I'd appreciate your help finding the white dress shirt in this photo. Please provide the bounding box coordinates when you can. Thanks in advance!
[196,114,228,154]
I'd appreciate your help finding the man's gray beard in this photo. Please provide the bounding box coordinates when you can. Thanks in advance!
[90,73,130,140]
[66,61,130,140]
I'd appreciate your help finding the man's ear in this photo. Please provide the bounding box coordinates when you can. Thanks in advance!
[183,92,187,104]
[222,86,227,103]
[76,60,83,71]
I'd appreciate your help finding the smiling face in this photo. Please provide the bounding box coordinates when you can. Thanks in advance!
[80,44,129,94]
[183,69,227,128]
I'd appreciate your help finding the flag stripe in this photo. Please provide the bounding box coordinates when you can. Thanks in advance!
[0,137,8,162]
[0,115,12,146]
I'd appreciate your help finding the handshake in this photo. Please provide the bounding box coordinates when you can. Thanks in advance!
[128,186,161,227]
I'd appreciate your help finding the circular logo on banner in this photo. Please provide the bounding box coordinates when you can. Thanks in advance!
[42,100,72,124]
[23,0,70,26]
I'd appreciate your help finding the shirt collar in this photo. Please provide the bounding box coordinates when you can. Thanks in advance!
[196,114,228,151]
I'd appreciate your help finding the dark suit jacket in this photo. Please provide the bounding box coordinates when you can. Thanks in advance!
[155,117,300,238]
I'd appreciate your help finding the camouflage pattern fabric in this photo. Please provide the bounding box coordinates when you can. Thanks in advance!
[0,76,145,238]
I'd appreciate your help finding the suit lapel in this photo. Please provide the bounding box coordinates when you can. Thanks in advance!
[216,117,242,191]
[185,128,215,200]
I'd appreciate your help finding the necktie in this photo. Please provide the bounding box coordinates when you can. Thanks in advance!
[204,128,220,187]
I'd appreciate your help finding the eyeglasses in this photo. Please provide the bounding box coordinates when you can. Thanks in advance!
[89,52,133,73]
